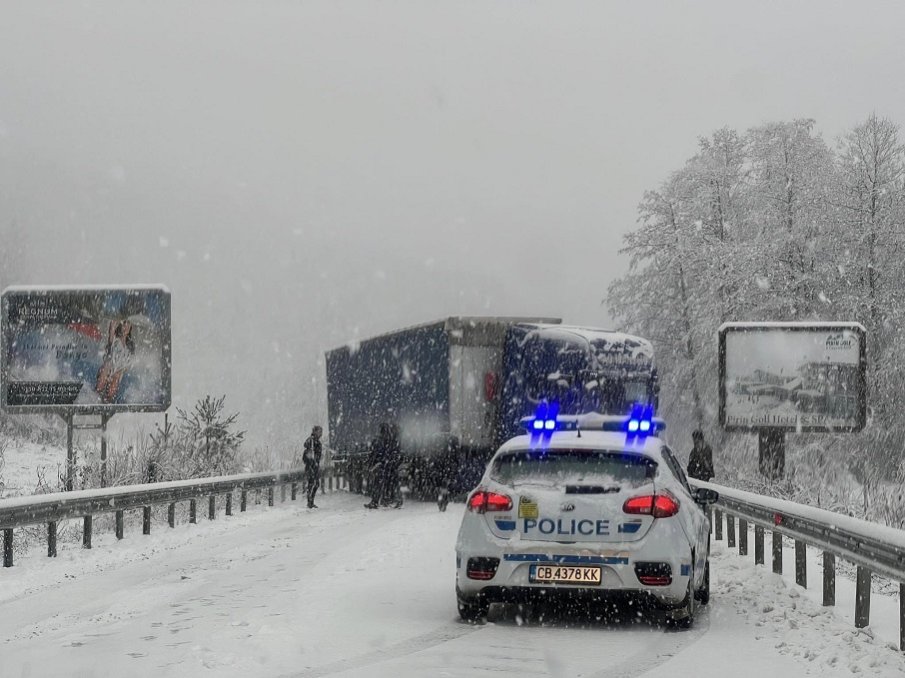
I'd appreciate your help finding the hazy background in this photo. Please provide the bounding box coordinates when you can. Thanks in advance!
[1,1,903,448]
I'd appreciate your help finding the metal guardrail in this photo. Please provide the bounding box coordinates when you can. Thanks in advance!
[0,467,349,568]
[694,480,905,650]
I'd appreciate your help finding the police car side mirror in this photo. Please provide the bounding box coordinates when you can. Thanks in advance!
[693,488,719,505]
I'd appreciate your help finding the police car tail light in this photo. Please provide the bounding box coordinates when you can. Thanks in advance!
[466,557,500,580]
[467,490,513,514]
[622,493,679,518]
[634,562,672,586]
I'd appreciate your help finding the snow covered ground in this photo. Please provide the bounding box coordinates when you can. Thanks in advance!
[1,492,903,677]
[0,438,66,497]
[713,522,905,671]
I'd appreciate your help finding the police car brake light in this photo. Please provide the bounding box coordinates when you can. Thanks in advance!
[468,490,513,513]
[623,493,680,518]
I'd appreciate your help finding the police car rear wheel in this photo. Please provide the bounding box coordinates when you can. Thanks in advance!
[457,597,489,623]
[694,560,710,606]
[665,578,696,629]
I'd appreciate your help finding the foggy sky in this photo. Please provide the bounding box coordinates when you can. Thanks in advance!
[1,1,904,449]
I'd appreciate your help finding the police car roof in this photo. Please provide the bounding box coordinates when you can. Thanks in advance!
[497,429,666,457]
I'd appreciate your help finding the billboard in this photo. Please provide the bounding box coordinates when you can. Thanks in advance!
[1,286,171,413]
[719,322,866,433]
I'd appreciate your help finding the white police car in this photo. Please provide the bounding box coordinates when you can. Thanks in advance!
[455,408,717,626]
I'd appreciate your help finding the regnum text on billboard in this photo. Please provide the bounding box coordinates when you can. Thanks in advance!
[1,285,171,414]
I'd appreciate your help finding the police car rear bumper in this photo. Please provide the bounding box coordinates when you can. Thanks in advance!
[456,584,688,611]
[455,538,692,604]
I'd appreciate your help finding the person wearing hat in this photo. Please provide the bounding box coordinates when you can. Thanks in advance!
[687,430,714,481]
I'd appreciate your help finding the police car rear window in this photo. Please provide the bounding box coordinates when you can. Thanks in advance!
[490,450,656,486]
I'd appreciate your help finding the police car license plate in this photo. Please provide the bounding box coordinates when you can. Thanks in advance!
[529,565,601,586]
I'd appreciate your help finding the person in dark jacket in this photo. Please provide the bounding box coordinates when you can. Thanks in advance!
[365,423,391,509]
[687,430,714,481]
[303,425,323,508]
[382,424,403,508]
[365,423,402,508]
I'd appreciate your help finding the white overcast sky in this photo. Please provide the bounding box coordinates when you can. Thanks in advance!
[1,1,903,447]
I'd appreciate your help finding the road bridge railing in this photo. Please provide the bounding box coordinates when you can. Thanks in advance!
[0,466,351,568]
[693,480,905,650]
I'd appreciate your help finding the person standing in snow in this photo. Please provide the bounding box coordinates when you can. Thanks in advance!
[687,430,714,482]
[366,423,403,509]
[381,424,403,508]
[303,425,323,508]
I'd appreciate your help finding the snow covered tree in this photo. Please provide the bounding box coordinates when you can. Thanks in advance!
[744,119,835,319]
[176,395,246,477]
[608,114,905,517]
[608,172,709,432]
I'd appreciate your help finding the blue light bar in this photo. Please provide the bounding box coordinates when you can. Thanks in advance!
[520,412,665,435]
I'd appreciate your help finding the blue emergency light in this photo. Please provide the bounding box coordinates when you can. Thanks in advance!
[520,403,665,440]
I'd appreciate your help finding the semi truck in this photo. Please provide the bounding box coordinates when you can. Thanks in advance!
[325,317,658,497]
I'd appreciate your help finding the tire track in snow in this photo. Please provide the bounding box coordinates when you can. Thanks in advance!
[586,605,711,678]
[286,606,711,678]
[284,622,483,678]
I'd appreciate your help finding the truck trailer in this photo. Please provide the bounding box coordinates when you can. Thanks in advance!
[325,317,657,497]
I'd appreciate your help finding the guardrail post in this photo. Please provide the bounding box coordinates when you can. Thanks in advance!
[899,584,904,651]
[83,516,93,549]
[2,529,12,567]
[727,514,736,548]
[209,496,216,520]
[795,540,807,588]
[190,499,197,524]
[291,483,298,501]
[168,503,176,528]
[714,509,723,540]
[241,490,248,512]
[143,507,151,535]
[855,567,871,628]
[268,487,274,507]
[754,525,764,565]
[48,522,57,557]
[226,493,233,516]
[738,518,748,555]
[823,552,835,606]
[281,485,287,503]
[772,531,782,574]
[115,510,124,540]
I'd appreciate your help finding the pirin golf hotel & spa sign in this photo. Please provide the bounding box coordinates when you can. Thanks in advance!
[719,322,866,433]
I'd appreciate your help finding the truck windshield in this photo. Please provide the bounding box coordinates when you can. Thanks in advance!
[490,450,656,486]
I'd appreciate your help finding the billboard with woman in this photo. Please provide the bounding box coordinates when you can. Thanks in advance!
[1,286,171,412]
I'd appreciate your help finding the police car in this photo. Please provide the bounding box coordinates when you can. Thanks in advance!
[455,407,718,627]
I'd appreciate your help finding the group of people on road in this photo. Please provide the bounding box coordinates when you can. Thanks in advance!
[298,421,405,511]
[299,422,716,510]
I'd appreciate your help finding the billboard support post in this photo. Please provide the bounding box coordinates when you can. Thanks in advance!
[100,413,110,487]
[758,429,785,480]
[64,414,74,492]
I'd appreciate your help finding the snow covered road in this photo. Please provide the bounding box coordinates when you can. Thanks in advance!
[0,493,903,677]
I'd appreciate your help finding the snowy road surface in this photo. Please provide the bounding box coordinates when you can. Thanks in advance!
[0,494,903,677]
